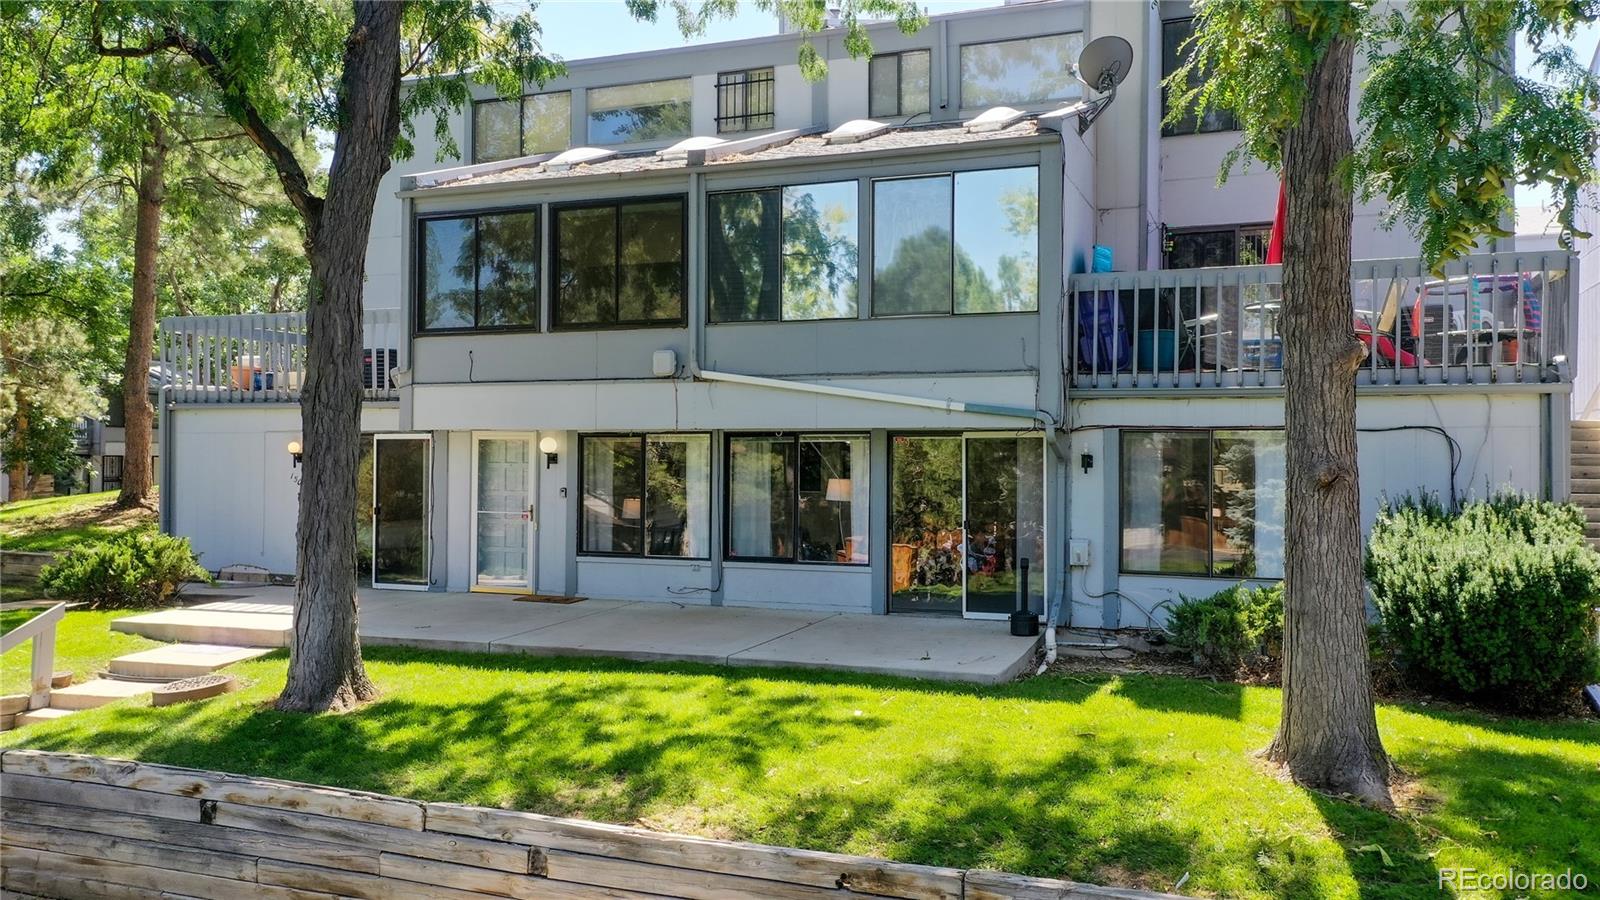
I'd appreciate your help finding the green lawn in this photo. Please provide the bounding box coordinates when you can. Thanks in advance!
[2,622,1594,900]
[0,489,156,552]
[0,610,160,695]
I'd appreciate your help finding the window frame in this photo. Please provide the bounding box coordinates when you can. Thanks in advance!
[723,431,871,567]
[549,194,689,332]
[867,49,930,120]
[414,206,544,335]
[869,166,1040,318]
[1160,18,1239,137]
[957,32,1083,111]
[1116,427,1284,579]
[705,179,861,324]
[577,432,713,561]
[471,91,572,163]
[585,78,694,146]
[1161,222,1274,269]
[714,67,776,134]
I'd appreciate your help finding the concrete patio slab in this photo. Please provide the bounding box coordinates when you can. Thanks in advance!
[491,604,836,664]
[111,607,292,647]
[728,614,1041,684]
[358,592,636,653]
[109,644,275,679]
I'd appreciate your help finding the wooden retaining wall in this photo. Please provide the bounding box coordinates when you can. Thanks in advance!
[0,750,1174,900]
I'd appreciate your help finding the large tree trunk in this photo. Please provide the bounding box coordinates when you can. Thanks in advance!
[6,397,29,502]
[1265,32,1392,808]
[116,119,166,509]
[275,1,403,712]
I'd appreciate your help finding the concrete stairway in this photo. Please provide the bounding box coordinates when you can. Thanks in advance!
[11,602,290,728]
[1575,420,1600,550]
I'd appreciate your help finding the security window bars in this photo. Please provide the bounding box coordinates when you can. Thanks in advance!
[716,68,775,133]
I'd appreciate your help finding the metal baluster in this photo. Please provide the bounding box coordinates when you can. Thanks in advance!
[1131,281,1141,387]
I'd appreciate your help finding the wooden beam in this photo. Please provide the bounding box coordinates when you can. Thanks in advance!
[0,845,335,900]
[425,804,963,899]
[2,819,259,882]
[2,750,424,829]
[212,802,538,874]
[255,859,500,900]
[1,774,202,822]
[542,849,857,899]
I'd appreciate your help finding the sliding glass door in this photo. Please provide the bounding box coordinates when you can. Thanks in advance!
[889,433,1046,618]
[472,434,536,592]
[372,434,431,590]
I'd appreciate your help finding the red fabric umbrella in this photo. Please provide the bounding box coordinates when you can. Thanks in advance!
[1267,179,1286,264]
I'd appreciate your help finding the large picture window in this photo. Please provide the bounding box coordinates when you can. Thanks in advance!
[418,211,540,331]
[959,33,1083,109]
[727,434,869,564]
[1160,19,1238,136]
[872,167,1039,316]
[580,434,710,558]
[707,181,859,322]
[588,79,692,145]
[553,198,685,328]
[473,93,572,163]
[1120,430,1285,578]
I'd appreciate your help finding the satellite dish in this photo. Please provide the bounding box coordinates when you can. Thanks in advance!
[1072,35,1134,135]
[1076,35,1134,93]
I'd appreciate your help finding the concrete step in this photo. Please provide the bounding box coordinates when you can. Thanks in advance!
[111,606,291,648]
[15,707,76,726]
[47,678,156,711]
[109,643,273,679]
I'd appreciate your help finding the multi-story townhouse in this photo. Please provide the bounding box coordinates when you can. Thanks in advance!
[155,0,1590,635]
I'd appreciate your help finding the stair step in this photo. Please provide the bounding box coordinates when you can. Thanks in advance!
[110,605,291,648]
[16,707,76,726]
[109,644,273,679]
[47,678,156,711]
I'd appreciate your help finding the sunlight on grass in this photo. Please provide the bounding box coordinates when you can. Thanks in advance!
[0,489,156,552]
[0,610,160,695]
[3,637,1594,899]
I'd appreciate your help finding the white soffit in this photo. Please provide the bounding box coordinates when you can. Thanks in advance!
[824,118,890,144]
[965,106,1027,133]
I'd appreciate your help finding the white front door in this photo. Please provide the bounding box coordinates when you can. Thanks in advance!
[471,433,536,592]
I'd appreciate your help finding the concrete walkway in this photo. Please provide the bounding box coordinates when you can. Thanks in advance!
[171,585,1041,684]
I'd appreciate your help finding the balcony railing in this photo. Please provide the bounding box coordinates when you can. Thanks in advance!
[158,309,406,403]
[1066,251,1572,391]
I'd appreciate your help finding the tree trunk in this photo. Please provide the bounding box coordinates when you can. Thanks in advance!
[116,119,167,509]
[6,397,29,502]
[1265,31,1392,808]
[275,0,403,712]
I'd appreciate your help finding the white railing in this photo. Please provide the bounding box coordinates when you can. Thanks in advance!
[1067,251,1572,391]
[1,602,66,709]
[159,309,406,403]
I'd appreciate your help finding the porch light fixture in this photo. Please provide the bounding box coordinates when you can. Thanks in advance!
[1079,451,1094,475]
[539,435,559,468]
[287,439,303,467]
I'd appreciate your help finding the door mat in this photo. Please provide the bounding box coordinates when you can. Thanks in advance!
[511,594,586,604]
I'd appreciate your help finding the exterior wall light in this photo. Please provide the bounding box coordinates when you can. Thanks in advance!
[287,439,303,467]
[539,435,559,468]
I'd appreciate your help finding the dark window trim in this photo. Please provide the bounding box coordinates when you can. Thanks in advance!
[1116,426,1284,579]
[550,194,689,332]
[1160,18,1239,137]
[414,205,544,335]
[577,432,713,561]
[869,166,1039,319]
[714,67,776,134]
[1160,222,1273,269]
[723,431,871,567]
[471,91,572,163]
[868,49,928,119]
[705,180,861,325]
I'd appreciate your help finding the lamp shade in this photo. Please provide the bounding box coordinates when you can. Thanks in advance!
[538,436,559,454]
[825,478,852,502]
[621,497,642,519]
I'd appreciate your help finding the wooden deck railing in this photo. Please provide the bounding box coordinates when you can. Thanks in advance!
[1067,250,1573,391]
[0,603,66,709]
